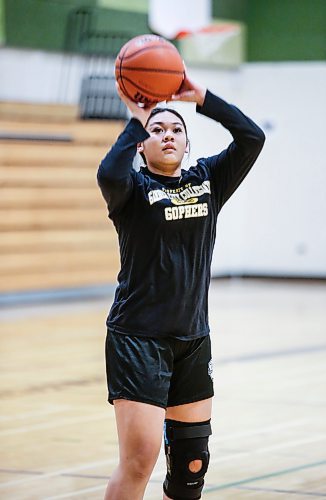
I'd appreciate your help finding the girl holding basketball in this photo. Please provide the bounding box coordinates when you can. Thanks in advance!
[97,72,265,500]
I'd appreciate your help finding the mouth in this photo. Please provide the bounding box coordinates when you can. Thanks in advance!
[162,143,176,152]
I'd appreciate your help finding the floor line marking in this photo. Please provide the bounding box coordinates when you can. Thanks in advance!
[0,458,116,488]
[61,473,109,480]
[44,484,106,499]
[269,373,326,390]
[217,344,326,364]
[150,436,326,480]
[210,434,326,465]
[0,422,322,487]
[203,459,326,493]
[0,406,72,422]
[36,460,326,499]
[0,469,43,476]
[43,475,167,499]
[0,413,109,436]
[238,485,326,497]
[0,469,110,480]
[209,418,310,445]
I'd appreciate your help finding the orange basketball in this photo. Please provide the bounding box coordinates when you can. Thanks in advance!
[115,34,185,105]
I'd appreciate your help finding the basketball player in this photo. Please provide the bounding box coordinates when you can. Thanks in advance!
[97,74,265,500]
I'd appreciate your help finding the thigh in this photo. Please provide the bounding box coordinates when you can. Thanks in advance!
[167,335,214,408]
[114,400,165,464]
[166,397,212,421]
[106,330,174,408]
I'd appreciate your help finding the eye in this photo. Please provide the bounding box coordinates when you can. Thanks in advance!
[152,127,163,134]
[174,127,183,133]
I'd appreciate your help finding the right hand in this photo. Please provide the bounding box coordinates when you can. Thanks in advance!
[116,83,157,127]
[170,73,206,107]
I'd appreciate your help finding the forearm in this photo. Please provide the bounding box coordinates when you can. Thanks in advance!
[97,118,149,183]
[196,90,265,147]
[97,118,149,215]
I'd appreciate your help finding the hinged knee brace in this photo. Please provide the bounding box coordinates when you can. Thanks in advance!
[163,418,212,500]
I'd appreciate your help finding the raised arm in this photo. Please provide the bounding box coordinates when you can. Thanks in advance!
[171,74,265,209]
[97,85,154,217]
[196,91,265,209]
[97,119,149,216]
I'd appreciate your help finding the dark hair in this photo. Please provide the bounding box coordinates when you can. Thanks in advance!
[139,107,189,165]
[144,107,188,138]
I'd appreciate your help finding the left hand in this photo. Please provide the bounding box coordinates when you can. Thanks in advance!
[170,73,206,107]
[115,82,156,127]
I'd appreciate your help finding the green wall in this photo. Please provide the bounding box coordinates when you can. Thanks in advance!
[98,0,148,13]
[2,0,326,60]
[247,0,326,61]
[213,0,326,61]
[213,0,247,22]
[4,0,97,51]
[0,0,5,45]
[88,7,149,38]
[4,0,149,52]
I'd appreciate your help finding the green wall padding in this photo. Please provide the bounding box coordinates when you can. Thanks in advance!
[213,0,326,61]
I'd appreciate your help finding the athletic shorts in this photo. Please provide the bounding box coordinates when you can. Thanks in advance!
[105,330,214,409]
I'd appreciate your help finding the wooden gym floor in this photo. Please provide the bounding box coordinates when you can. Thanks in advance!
[0,278,326,499]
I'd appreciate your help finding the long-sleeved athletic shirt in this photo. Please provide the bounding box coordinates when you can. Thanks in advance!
[97,90,265,340]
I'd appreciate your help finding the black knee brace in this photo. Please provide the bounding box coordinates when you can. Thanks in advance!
[163,419,212,500]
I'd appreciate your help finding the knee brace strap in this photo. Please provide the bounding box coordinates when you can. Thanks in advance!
[163,419,212,500]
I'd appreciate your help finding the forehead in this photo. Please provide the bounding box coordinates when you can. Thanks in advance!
[147,111,184,128]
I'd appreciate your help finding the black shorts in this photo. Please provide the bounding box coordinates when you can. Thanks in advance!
[105,330,214,409]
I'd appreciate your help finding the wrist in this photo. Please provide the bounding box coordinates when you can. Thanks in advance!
[196,88,207,107]
[132,114,146,127]
[131,107,153,128]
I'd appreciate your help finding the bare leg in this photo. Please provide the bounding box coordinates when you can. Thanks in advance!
[163,398,212,500]
[105,400,165,500]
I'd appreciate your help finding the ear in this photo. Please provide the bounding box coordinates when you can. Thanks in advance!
[185,141,189,154]
[137,142,144,153]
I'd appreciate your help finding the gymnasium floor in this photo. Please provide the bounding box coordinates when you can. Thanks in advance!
[1,278,326,499]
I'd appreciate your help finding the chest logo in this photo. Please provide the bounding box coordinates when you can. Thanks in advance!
[148,180,211,206]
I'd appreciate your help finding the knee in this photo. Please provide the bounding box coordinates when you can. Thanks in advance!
[129,455,154,481]
[163,419,212,500]
[189,459,203,474]
[122,443,159,480]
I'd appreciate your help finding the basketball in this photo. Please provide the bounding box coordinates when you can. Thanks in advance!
[115,34,185,105]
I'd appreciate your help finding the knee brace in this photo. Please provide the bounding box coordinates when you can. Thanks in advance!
[163,419,212,500]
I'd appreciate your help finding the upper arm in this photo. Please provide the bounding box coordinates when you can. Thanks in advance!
[97,170,134,218]
[96,117,149,217]
[196,91,265,208]
[207,131,265,209]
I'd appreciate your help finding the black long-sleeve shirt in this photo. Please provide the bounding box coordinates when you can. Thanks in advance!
[97,90,265,339]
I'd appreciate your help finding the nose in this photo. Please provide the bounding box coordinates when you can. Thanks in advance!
[163,129,174,141]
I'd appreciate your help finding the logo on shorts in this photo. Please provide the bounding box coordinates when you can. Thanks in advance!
[208,359,213,381]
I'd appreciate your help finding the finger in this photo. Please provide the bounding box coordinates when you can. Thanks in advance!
[115,82,128,100]
[171,90,196,101]
[144,103,157,111]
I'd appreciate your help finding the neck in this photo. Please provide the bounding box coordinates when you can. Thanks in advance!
[147,164,181,177]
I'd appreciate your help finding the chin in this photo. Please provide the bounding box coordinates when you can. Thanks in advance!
[163,156,181,165]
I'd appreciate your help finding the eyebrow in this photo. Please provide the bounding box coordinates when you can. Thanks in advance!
[149,121,184,127]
